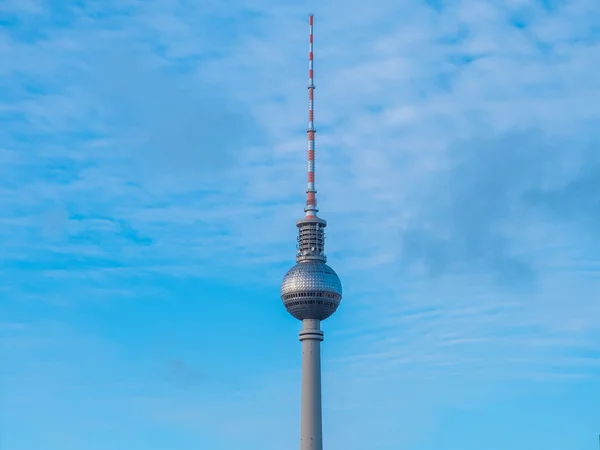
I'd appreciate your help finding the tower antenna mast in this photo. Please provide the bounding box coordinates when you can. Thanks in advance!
[306,13,318,218]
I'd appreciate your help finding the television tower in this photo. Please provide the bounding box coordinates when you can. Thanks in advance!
[281,14,343,450]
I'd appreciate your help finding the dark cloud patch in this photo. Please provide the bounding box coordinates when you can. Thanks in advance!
[400,129,597,285]
[83,42,263,185]
[161,358,203,388]
[525,156,600,233]
[67,214,153,247]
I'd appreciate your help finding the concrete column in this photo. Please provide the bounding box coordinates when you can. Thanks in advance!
[299,318,324,450]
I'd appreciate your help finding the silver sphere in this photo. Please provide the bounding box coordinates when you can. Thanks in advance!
[281,261,342,321]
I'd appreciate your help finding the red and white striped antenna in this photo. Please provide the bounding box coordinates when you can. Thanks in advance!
[305,13,318,218]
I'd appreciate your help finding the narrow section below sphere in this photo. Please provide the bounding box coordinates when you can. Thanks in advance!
[281,261,342,321]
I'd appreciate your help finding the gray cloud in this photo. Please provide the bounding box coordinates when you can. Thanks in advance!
[525,149,600,232]
[161,358,203,388]
[82,44,262,185]
[399,129,596,284]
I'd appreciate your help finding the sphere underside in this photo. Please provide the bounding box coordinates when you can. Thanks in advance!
[281,261,342,321]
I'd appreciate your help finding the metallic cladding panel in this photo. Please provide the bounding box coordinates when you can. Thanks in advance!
[281,261,342,321]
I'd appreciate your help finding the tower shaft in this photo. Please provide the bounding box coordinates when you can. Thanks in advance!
[280,14,342,450]
[299,319,324,450]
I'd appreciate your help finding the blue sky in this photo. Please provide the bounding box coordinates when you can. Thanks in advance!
[1,0,599,449]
